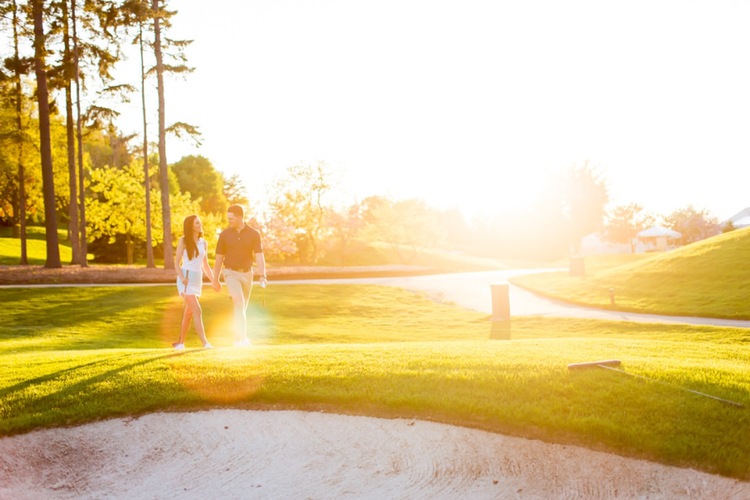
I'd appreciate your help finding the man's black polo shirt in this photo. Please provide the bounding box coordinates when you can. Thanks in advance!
[216,224,263,271]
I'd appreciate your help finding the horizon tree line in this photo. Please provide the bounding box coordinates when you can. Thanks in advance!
[0,1,726,267]
[0,0,194,270]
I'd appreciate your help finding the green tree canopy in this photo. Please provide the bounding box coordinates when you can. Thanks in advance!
[558,162,609,254]
[171,155,227,215]
[223,172,249,207]
[664,205,720,245]
[86,159,197,264]
[268,162,334,264]
[605,203,654,253]
[0,91,42,226]
[361,196,443,264]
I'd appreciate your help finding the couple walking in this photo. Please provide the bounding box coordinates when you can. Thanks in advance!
[173,204,267,350]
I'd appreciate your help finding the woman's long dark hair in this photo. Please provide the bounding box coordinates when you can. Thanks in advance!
[183,215,203,260]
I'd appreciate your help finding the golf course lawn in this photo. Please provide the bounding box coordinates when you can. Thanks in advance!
[1,284,748,480]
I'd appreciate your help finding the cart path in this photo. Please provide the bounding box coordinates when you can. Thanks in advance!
[279,269,750,329]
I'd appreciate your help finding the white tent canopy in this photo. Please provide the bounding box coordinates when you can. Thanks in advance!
[638,225,682,239]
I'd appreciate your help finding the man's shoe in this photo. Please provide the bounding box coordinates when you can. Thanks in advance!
[203,342,213,349]
[174,343,185,350]
[233,338,250,347]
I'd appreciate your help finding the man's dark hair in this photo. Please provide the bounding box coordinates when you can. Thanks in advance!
[227,204,244,218]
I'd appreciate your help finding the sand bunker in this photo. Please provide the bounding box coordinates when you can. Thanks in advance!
[1,410,747,499]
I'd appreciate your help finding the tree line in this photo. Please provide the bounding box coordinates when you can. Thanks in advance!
[0,1,727,269]
[256,161,724,264]
[0,0,195,270]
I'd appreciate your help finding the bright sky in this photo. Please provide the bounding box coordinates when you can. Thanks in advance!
[119,0,750,222]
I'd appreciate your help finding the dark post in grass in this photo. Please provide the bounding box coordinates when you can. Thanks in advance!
[490,283,511,340]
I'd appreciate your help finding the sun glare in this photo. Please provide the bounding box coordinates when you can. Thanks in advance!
[151,0,750,223]
[394,166,545,218]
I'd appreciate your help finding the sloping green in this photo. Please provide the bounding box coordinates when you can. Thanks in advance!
[0,227,75,265]
[512,227,750,318]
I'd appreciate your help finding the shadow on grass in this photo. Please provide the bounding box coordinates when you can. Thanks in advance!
[2,287,171,330]
[1,351,195,431]
[1,287,256,352]
[0,287,184,350]
[0,353,140,400]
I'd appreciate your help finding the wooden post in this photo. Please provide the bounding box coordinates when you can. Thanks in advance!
[490,283,511,339]
[490,283,510,321]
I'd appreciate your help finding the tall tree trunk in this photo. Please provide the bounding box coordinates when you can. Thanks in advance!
[12,0,28,265]
[126,234,134,265]
[32,0,61,268]
[152,0,173,270]
[140,21,155,268]
[72,0,87,267]
[62,0,81,265]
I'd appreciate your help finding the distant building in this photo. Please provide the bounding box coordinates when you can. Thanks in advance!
[722,207,750,229]
[580,232,647,255]
[637,225,682,252]
[581,225,683,255]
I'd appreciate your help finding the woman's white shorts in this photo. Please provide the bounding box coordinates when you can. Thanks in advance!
[177,269,203,297]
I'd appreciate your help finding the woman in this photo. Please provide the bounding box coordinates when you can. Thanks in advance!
[173,214,215,349]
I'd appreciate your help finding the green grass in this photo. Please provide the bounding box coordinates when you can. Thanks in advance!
[0,225,51,240]
[0,226,76,265]
[1,285,749,479]
[512,228,750,318]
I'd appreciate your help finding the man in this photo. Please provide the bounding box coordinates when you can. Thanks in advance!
[212,204,267,346]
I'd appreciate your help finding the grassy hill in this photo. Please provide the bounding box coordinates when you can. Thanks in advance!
[0,226,75,265]
[512,227,750,318]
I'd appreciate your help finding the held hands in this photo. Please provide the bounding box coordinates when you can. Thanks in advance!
[212,279,221,292]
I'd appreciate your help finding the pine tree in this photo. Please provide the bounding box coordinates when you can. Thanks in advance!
[148,0,195,270]
[139,18,155,267]
[31,0,61,268]
[151,0,172,269]
[5,0,32,264]
[60,0,81,264]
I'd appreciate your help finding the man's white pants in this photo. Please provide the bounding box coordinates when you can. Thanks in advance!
[223,269,253,341]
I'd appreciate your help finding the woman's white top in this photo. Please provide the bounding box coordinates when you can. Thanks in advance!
[180,237,207,273]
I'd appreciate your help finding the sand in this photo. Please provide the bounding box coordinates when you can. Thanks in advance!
[1,410,748,499]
